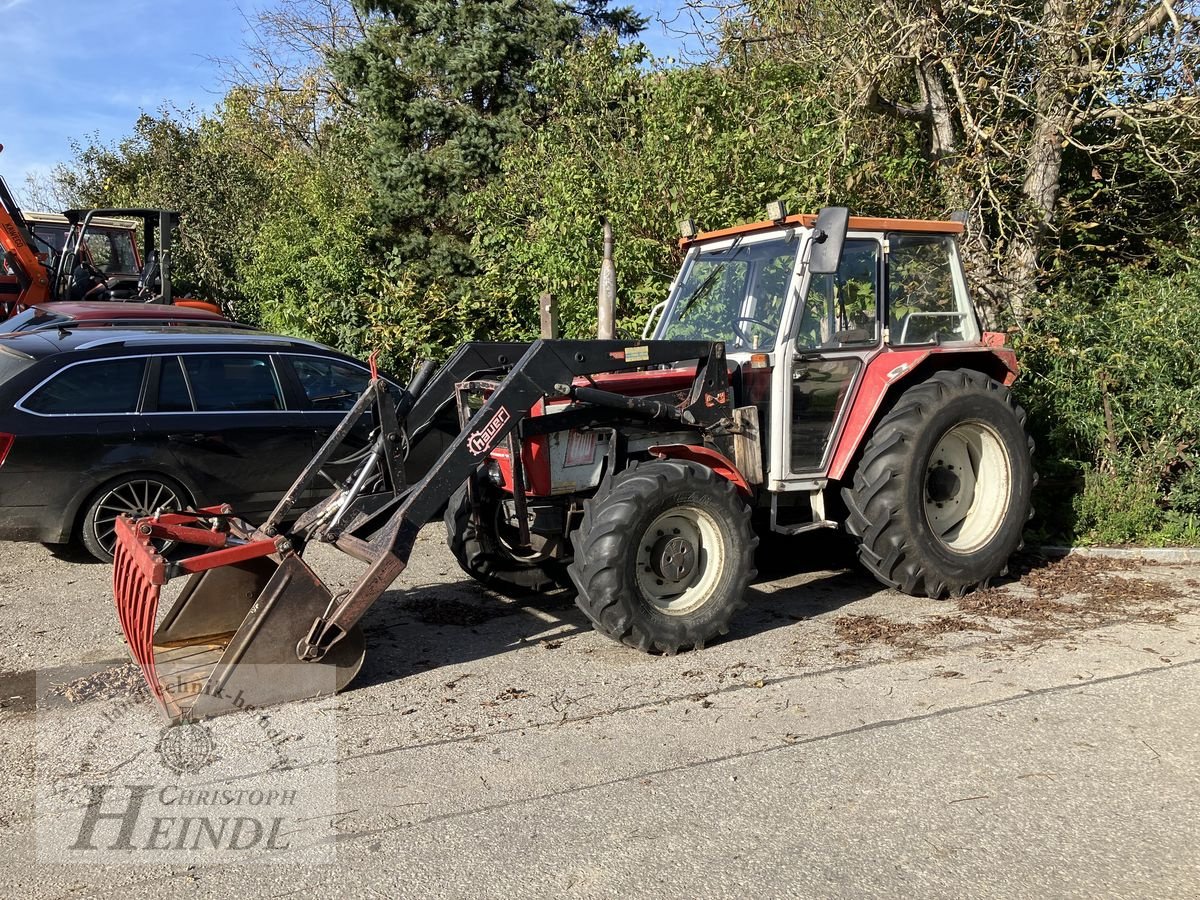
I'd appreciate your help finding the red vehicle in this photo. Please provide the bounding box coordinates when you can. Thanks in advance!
[0,301,236,334]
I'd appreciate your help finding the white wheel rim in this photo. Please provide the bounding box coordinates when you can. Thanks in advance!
[923,421,1012,553]
[92,479,181,556]
[635,505,725,615]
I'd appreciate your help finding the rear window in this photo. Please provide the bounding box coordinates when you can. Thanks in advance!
[181,354,284,412]
[23,357,146,414]
[0,346,35,384]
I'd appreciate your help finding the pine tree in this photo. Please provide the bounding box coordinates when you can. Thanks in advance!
[335,0,643,286]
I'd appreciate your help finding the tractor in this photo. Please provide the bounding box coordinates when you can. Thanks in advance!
[109,206,1034,722]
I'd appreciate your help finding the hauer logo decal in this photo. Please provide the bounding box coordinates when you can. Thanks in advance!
[468,406,512,455]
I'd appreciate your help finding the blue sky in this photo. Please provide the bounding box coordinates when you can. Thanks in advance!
[1,0,697,206]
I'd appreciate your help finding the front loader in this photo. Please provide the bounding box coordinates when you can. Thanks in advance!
[111,207,1034,722]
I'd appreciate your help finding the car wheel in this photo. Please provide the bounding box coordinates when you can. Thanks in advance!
[80,474,191,562]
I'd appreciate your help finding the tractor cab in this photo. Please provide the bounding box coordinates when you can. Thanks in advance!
[651,207,1008,500]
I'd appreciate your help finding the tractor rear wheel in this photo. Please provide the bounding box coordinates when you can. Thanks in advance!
[445,480,572,598]
[841,369,1034,598]
[569,460,757,654]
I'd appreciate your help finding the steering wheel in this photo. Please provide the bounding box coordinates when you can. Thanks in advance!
[731,315,775,347]
[67,256,110,301]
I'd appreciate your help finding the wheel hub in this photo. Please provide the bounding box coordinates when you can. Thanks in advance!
[926,463,962,504]
[650,535,696,582]
[923,421,1013,553]
[635,507,724,615]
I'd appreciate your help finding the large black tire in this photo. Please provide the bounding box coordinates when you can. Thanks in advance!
[841,369,1034,598]
[80,472,192,562]
[444,480,573,598]
[569,460,757,653]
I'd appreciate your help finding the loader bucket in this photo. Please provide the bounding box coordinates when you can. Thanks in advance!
[112,513,365,723]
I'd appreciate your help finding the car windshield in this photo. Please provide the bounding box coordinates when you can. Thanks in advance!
[2,308,71,333]
[657,233,800,351]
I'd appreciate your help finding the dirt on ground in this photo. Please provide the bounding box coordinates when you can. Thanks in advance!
[833,554,1187,656]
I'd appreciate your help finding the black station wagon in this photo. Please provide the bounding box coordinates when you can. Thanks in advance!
[0,327,441,560]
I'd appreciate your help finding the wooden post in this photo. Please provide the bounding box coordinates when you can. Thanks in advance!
[539,291,559,339]
[597,218,615,339]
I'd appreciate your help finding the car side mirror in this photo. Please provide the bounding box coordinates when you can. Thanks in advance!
[808,206,850,275]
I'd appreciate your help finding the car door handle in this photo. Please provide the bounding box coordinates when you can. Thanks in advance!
[168,432,208,444]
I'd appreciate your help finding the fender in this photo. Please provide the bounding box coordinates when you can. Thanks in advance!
[827,344,1019,481]
[647,443,753,497]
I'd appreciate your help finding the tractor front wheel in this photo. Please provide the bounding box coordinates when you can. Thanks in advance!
[445,480,572,598]
[841,369,1034,598]
[569,460,757,654]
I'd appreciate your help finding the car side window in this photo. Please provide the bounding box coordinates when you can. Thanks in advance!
[181,354,284,412]
[291,357,370,411]
[24,358,146,414]
[157,356,193,412]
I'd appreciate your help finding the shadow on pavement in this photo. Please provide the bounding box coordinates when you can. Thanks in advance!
[352,529,880,692]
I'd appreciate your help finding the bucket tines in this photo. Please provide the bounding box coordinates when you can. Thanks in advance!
[112,515,365,722]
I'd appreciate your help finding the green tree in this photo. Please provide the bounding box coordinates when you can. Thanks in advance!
[463,33,932,339]
[332,0,643,288]
[726,0,1200,324]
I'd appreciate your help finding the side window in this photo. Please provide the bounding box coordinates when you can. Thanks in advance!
[84,233,115,272]
[795,239,880,350]
[157,356,193,412]
[291,357,370,411]
[181,354,284,412]
[24,358,146,414]
[887,234,977,344]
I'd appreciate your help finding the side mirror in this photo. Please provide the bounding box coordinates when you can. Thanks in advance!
[807,206,850,275]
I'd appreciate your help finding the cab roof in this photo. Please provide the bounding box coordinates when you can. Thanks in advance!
[23,210,139,231]
[682,213,964,248]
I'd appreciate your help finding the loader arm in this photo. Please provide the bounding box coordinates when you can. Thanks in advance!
[0,171,51,310]
[111,338,733,721]
[296,338,731,661]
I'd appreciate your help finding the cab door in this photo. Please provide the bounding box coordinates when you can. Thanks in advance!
[780,238,883,478]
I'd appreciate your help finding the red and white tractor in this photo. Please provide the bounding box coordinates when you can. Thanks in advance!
[109,206,1034,721]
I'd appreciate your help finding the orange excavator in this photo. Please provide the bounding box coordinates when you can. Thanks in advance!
[0,146,52,315]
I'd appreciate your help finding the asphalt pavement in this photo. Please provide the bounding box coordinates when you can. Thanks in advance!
[1,529,1197,898]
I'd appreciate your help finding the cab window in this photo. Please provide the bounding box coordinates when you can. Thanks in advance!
[887,234,978,344]
[794,239,880,350]
[659,233,800,351]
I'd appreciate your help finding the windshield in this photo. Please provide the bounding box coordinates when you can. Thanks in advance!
[85,227,140,275]
[658,234,800,351]
[2,308,70,332]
